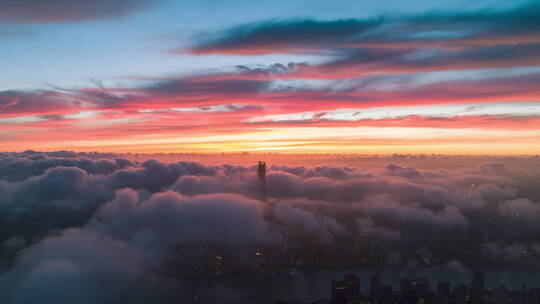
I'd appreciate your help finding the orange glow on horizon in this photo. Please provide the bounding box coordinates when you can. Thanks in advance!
[4,126,539,155]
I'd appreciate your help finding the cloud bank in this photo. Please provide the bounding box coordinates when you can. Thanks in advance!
[1,152,540,302]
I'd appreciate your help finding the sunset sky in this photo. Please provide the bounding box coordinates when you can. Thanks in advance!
[1,0,539,154]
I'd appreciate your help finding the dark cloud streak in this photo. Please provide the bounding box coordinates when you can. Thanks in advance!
[188,2,540,55]
[0,0,164,23]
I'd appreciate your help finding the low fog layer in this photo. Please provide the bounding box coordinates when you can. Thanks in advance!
[1,151,540,303]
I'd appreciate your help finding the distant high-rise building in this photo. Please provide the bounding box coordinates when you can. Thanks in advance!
[371,273,381,303]
[401,278,432,304]
[215,255,224,275]
[345,273,361,300]
[499,284,508,304]
[471,271,485,304]
[380,285,393,304]
[257,161,266,181]
[257,161,267,201]
[454,284,469,304]
[332,280,348,304]
[437,281,451,304]
[438,281,450,296]
[330,274,361,304]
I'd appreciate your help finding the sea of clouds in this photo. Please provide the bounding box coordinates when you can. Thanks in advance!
[0,151,540,303]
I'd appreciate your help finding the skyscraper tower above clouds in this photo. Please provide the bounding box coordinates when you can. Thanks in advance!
[257,161,267,201]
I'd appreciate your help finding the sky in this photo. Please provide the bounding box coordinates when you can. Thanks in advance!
[1,0,539,154]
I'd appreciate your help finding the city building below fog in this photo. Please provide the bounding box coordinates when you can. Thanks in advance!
[274,270,540,304]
